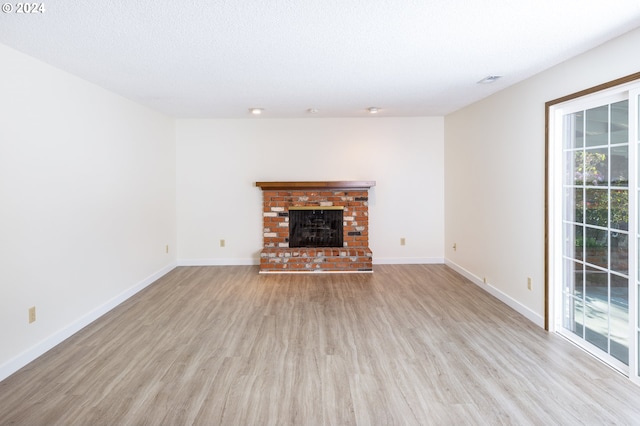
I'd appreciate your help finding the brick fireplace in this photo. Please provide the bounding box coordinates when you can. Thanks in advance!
[256,181,375,273]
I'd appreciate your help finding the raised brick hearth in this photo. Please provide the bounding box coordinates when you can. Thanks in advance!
[256,181,375,273]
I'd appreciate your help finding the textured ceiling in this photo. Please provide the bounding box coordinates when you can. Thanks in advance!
[1,0,640,118]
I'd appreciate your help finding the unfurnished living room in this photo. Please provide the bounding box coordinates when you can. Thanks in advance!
[3,1,640,425]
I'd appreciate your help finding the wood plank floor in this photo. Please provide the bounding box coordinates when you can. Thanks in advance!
[1,264,640,425]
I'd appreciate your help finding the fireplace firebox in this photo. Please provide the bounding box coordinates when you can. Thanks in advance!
[289,207,343,248]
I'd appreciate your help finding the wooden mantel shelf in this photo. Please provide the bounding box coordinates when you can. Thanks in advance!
[256,181,375,190]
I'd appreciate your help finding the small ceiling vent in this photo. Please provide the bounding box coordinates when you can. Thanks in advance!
[477,75,503,84]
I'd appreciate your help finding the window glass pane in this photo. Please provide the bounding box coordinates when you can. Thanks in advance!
[564,187,583,223]
[610,274,629,365]
[563,295,584,338]
[585,265,608,300]
[610,190,628,230]
[610,145,628,186]
[611,100,628,144]
[563,259,580,295]
[566,224,584,261]
[585,302,609,352]
[568,150,582,185]
[576,264,584,298]
[610,231,628,275]
[563,222,575,258]
[564,111,584,149]
[575,188,584,223]
[585,227,608,268]
[585,188,608,227]
[583,148,608,185]
[638,236,640,282]
[586,105,609,147]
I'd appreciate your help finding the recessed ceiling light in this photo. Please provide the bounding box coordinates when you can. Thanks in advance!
[307,108,319,114]
[249,108,263,115]
[368,107,380,114]
[477,75,502,84]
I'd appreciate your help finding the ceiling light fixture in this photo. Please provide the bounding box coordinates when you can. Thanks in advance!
[249,108,263,115]
[307,108,319,114]
[368,107,380,114]
[477,75,503,84]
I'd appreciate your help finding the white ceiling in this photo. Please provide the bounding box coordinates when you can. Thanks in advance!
[1,0,640,118]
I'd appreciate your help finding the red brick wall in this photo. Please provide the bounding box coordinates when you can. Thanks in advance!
[259,190,372,272]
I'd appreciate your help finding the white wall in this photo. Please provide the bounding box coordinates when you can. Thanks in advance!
[176,117,444,265]
[0,44,177,380]
[444,27,640,327]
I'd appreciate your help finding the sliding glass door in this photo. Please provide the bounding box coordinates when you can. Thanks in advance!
[551,81,640,382]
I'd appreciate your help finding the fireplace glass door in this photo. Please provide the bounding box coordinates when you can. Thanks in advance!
[289,208,343,248]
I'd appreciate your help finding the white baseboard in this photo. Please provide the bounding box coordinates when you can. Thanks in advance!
[177,257,444,266]
[178,256,444,266]
[0,262,177,382]
[445,259,544,328]
[178,256,446,271]
[373,257,444,265]
[177,258,257,266]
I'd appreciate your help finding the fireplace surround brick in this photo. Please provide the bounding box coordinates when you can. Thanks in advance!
[256,181,375,273]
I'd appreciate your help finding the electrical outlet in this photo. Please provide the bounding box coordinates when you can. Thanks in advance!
[483,277,487,284]
[400,237,406,246]
[28,306,36,324]
[527,277,532,291]
[165,244,169,254]
[220,239,225,248]
[453,242,457,251]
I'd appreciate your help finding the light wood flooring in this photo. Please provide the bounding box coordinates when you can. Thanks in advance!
[1,264,640,425]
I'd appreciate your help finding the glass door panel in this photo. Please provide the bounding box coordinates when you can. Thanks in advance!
[562,99,630,369]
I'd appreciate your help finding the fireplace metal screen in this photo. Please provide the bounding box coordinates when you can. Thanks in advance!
[289,208,343,248]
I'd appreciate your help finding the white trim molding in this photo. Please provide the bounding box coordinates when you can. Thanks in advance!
[177,257,445,267]
[373,257,444,265]
[177,258,258,266]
